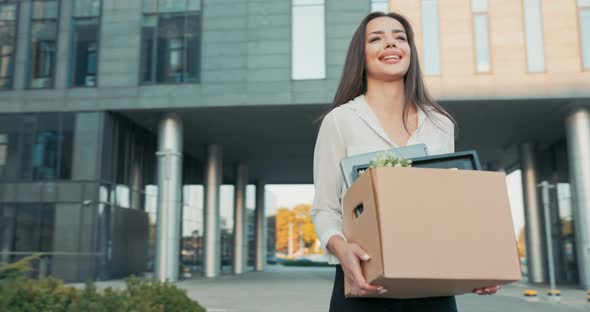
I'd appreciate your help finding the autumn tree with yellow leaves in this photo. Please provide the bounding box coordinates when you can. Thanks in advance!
[275,204,320,255]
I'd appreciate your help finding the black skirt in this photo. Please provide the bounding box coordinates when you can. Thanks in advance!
[330,266,458,312]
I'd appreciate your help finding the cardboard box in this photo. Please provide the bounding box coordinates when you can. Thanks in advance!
[342,167,521,299]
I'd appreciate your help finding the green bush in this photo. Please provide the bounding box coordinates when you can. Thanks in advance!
[0,255,205,312]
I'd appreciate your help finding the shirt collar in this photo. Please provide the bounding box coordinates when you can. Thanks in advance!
[342,95,427,147]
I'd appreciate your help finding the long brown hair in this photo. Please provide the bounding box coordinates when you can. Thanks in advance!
[323,12,457,135]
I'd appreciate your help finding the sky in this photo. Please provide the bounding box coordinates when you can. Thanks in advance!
[265,184,315,215]
[265,170,526,237]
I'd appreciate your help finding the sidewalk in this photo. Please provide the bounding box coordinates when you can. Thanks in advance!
[76,266,590,312]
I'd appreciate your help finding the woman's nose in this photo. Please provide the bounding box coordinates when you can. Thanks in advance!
[385,38,397,48]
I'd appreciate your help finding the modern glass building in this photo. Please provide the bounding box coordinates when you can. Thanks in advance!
[0,0,589,290]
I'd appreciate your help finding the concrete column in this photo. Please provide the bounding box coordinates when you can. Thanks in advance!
[55,0,72,89]
[519,142,545,283]
[13,1,31,89]
[255,180,266,271]
[233,164,248,274]
[566,108,590,289]
[204,144,222,278]
[155,113,183,282]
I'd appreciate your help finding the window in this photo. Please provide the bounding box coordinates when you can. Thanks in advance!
[371,0,389,13]
[472,0,490,73]
[0,2,18,90]
[28,0,59,89]
[523,0,545,72]
[292,0,325,80]
[0,134,7,176]
[422,0,440,75]
[71,0,101,87]
[579,0,590,69]
[141,0,201,84]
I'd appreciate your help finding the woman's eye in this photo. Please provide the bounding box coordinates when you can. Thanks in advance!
[397,36,407,41]
[369,37,380,42]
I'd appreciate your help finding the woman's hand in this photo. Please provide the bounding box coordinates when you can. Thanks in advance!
[328,236,387,296]
[473,286,501,295]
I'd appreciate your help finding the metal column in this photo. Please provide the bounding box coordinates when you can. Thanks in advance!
[155,113,183,282]
[204,144,222,278]
[519,142,545,283]
[566,108,590,289]
[233,164,248,274]
[255,180,267,271]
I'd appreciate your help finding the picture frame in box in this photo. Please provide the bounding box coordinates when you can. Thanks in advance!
[351,150,482,183]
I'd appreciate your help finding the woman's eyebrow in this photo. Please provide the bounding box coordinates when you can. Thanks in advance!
[367,29,406,36]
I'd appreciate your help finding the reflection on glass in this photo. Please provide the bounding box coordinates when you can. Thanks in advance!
[73,21,99,87]
[115,184,130,208]
[292,0,326,80]
[580,8,590,69]
[0,205,16,264]
[473,14,490,73]
[32,131,58,180]
[29,1,59,89]
[524,0,545,72]
[422,0,440,75]
[371,0,388,13]
[144,185,158,272]
[141,0,201,84]
[220,185,234,273]
[14,205,40,252]
[0,134,7,176]
[181,185,204,278]
[0,3,17,89]
[74,0,101,17]
[246,185,256,270]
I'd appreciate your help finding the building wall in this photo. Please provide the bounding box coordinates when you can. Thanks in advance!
[392,0,590,100]
[0,0,370,113]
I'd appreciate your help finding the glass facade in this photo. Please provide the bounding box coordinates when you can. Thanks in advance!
[71,0,101,87]
[180,185,204,278]
[0,113,74,181]
[0,112,158,282]
[371,0,388,13]
[523,0,545,72]
[219,185,234,273]
[140,0,202,84]
[579,0,590,69]
[0,1,18,90]
[291,0,325,80]
[29,0,59,89]
[422,0,441,76]
[472,0,490,73]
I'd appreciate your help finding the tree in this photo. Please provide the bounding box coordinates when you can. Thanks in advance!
[517,227,526,259]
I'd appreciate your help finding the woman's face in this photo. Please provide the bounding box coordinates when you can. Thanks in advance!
[364,16,411,82]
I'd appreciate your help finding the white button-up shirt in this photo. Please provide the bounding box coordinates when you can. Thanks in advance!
[311,95,455,264]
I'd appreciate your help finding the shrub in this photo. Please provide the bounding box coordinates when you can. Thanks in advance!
[0,255,205,312]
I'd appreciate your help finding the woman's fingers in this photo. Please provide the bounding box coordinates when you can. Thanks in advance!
[473,286,501,295]
[350,244,371,262]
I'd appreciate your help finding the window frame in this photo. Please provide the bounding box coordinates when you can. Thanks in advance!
[69,0,102,88]
[291,0,326,81]
[0,1,20,91]
[471,0,492,74]
[421,0,441,76]
[578,0,590,71]
[26,0,61,90]
[139,0,203,86]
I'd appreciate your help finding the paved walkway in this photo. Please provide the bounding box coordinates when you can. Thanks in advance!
[79,265,590,312]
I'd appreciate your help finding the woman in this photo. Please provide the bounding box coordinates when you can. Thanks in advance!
[311,12,499,311]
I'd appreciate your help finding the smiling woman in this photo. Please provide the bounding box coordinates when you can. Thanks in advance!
[311,12,496,312]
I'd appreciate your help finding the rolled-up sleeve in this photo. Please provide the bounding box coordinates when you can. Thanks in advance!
[311,112,346,262]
